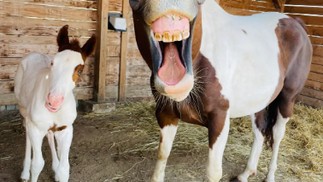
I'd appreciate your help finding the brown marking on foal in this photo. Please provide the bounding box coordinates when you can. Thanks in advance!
[72,64,84,82]
[48,124,67,132]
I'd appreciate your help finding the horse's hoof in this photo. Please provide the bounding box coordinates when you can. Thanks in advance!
[21,179,29,182]
[230,176,241,182]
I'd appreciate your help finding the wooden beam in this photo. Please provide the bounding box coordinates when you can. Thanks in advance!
[94,0,109,102]
[118,0,129,101]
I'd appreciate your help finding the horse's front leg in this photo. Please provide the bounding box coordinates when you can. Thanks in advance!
[207,111,230,182]
[152,108,179,182]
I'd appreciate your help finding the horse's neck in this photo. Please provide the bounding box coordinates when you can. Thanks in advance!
[202,0,231,24]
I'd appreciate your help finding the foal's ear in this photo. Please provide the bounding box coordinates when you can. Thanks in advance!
[81,34,96,61]
[57,25,70,51]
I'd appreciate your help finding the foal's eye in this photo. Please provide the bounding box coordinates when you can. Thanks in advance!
[78,70,82,75]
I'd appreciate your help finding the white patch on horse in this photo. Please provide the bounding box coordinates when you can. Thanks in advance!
[152,125,178,182]
[200,0,288,118]
[207,114,230,182]
[238,114,265,182]
[266,111,289,182]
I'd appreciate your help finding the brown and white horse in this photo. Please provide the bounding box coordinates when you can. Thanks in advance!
[14,25,96,182]
[130,0,312,181]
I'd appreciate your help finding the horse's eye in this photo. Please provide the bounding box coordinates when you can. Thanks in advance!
[129,0,142,11]
[78,70,82,75]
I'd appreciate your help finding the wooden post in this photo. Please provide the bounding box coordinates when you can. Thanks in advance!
[94,0,109,102]
[118,0,129,101]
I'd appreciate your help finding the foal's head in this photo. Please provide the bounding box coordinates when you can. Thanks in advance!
[130,0,205,102]
[45,25,96,113]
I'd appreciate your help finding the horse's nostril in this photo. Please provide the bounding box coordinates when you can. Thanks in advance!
[48,102,52,106]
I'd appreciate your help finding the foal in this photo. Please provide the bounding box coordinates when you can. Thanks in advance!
[14,25,96,182]
[130,0,312,181]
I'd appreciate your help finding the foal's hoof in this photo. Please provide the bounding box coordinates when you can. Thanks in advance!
[21,179,29,182]
[230,176,241,182]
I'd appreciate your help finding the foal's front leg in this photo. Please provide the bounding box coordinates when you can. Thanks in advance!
[207,111,230,182]
[152,110,179,182]
[54,126,73,182]
[21,119,32,181]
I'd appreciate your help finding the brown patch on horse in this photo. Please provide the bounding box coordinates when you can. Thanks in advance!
[192,9,202,61]
[154,53,229,148]
[48,124,67,132]
[262,17,312,147]
[132,11,153,70]
[274,17,312,116]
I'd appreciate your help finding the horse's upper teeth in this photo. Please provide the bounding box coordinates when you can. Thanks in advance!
[173,31,182,42]
[162,31,172,43]
[154,30,190,42]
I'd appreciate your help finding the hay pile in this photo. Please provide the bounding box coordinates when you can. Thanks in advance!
[100,101,322,181]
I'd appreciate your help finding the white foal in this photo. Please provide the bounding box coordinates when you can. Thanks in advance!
[15,25,95,182]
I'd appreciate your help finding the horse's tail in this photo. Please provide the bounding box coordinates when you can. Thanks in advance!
[263,96,280,148]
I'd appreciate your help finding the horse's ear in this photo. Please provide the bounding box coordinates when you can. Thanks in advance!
[57,25,70,51]
[81,34,96,61]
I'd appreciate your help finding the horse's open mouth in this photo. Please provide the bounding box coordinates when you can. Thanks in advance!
[149,14,194,101]
[150,14,192,86]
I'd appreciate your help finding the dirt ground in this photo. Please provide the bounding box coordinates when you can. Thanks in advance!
[0,101,322,182]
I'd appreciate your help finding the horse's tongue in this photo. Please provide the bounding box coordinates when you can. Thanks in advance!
[158,43,185,86]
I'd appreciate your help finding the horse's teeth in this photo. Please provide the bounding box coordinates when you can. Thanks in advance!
[162,31,173,42]
[154,30,190,42]
[182,31,190,40]
[173,31,182,42]
[154,33,162,41]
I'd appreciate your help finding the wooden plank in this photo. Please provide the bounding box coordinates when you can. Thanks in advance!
[305,80,323,91]
[287,14,323,26]
[313,46,323,58]
[93,0,109,102]
[286,0,323,6]
[307,26,323,37]
[310,63,323,74]
[301,87,323,100]
[285,6,323,16]
[297,94,323,108]
[308,72,323,83]
[8,0,97,9]
[0,2,97,22]
[312,56,323,66]
[0,16,96,33]
[118,0,129,101]
[0,25,96,37]
[0,93,16,106]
